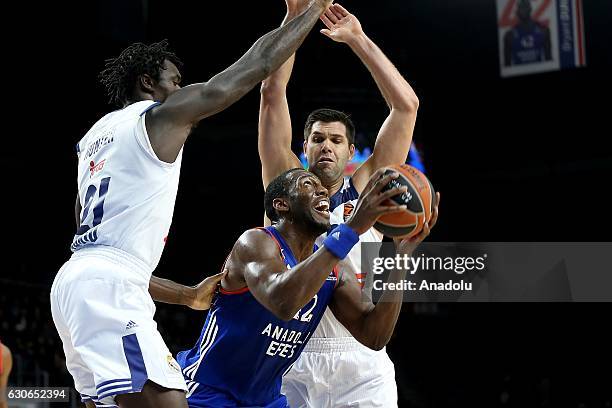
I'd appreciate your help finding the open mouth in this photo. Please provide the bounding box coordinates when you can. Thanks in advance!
[318,157,334,164]
[313,199,330,217]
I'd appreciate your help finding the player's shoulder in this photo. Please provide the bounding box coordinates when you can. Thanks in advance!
[234,228,279,260]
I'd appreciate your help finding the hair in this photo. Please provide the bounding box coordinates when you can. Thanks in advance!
[264,168,304,223]
[304,108,355,145]
[98,39,182,107]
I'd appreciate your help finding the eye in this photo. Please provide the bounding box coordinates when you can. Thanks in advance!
[304,180,312,186]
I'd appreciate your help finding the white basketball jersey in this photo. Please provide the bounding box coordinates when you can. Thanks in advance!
[71,100,183,271]
[313,177,382,338]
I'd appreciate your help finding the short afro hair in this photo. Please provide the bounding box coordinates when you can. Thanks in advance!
[264,168,304,223]
[98,39,182,107]
[304,108,355,145]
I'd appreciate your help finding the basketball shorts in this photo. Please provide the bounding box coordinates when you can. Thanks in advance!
[50,246,187,407]
[186,382,289,408]
[281,337,397,407]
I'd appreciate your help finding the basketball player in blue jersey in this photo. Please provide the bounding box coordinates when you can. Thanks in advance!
[258,2,420,406]
[50,1,340,407]
[177,168,439,407]
[503,0,552,67]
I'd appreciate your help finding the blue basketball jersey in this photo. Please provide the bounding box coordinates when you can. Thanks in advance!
[510,23,548,65]
[176,226,338,407]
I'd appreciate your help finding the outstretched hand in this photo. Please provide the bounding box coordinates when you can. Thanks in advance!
[394,192,441,256]
[189,270,227,310]
[320,4,364,44]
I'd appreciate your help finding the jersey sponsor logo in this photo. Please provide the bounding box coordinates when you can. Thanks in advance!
[343,203,354,222]
[84,133,114,160]
[260,323,305,359]
[89,159,106,178]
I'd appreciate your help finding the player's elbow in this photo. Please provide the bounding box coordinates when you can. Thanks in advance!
[273,304,298,322]
[353,326,389,351]
[260,81,286,104]
[394,93,419,113]
[361,336,388,351]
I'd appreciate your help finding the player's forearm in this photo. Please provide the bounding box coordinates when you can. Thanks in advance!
[268,248,340,320]
[206,2,326,110]
[260,9,299,97]
[149,276,196,307]
[347,33,419,112]
[357,267,408,350]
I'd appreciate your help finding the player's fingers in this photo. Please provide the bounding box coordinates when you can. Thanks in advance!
[324,8,339,24]
[320,29,333,38]
[377,185,407,202]
[360,168,388,194]
[428,192,440,227]
[320,14,334,29]
[375,204,406,216]
[334,3,351,17]
[206,269,227,285]
[372,172,399,195]
[329,4,344,20]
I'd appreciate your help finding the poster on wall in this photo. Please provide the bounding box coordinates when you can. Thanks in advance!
[496,0,586,77]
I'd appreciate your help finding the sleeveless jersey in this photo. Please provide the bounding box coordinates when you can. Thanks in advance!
[176,226,338,407]
[71,101,183,271]
[510,23,548,65]
[312,177,382,339]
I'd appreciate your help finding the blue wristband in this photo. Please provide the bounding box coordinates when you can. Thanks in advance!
[323,224,360,260]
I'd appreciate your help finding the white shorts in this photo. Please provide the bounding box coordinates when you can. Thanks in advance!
[50,246,187,407]
[281,337,398,408]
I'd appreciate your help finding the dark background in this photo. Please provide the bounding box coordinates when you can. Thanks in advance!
[1,0,611,406]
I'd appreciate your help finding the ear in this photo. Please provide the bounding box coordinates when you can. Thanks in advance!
[348,143,355,161]
[139,74,155,94]
[273,198,290,217]
[303,139,309,156]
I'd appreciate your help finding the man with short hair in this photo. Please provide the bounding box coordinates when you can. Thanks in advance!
[259,2,421,406]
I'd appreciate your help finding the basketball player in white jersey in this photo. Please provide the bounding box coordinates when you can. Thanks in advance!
[50,2,339,407]
[259,2,420,406]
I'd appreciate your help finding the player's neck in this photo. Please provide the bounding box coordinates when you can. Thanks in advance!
[274,222,318,262]
[323,176,345,198]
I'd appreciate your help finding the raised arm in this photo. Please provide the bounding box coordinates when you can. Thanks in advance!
[320,4,420,192]
[147,0,332,163]
[258,0,310,189]
[330,192,439,350]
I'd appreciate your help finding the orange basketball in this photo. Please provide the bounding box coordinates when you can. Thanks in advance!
[374,164,436,238]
